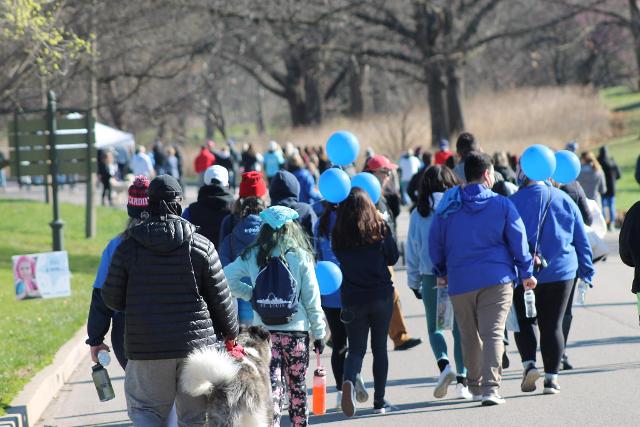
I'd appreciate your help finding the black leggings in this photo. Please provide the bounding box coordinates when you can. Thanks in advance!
[323,307,347,392]
[513,280,573,374]
[562,278,578,354]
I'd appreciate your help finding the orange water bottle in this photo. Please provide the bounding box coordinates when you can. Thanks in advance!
[312,351,326,415]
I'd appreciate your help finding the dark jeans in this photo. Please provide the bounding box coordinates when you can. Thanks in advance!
[323,307,347,392]
[342,294,394,403]
[513,280,573,374]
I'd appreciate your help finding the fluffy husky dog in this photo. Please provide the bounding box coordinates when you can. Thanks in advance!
[181,325,273,427]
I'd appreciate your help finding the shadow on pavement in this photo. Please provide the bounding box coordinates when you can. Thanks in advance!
[568,335,640,348]
[56,409,128,420]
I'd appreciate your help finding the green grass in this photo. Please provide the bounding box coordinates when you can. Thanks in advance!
[0,200,127,414]
[599,86,640,211]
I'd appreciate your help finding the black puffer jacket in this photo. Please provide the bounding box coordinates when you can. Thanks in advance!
[101,215,239,360]
[620,201,640,294]
[186,184,234,245]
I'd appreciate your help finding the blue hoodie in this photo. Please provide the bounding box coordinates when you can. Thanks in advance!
[429,184,533,296]
[313,209,341,308]
[291,168,322,205]
[509,183,594,284]
[406,192,443,289]
[269,170,317,238]
[219,214,262,324]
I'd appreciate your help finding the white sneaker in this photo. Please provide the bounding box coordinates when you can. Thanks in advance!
[472,394,483,402]
[481,393,506,406]
[454,383,473,400]
[355,373,369,403]
[335,391,342,410]
[433,365,456,398]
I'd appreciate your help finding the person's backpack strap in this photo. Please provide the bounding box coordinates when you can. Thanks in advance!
[533,185,553,257]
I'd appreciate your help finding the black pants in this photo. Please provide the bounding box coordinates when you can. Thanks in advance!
[342,295,394,404]
[513,280,573,374]
[562,278,578,354]
[323,307,347,392]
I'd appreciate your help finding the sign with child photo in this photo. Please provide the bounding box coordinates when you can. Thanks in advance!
[12,251,71,300]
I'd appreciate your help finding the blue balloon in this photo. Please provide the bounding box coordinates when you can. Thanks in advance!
[318,168,351,203]
[351,172,381,204]
[552,150,581,184]
[315,261,342,296]
[521,144,556,181]
[326,131,360,166]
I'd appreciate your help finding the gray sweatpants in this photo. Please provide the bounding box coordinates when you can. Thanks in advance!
[450,283,513,396]
[125,358,207,427]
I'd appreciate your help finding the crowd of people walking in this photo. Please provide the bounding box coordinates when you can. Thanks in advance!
[86,131,627,426]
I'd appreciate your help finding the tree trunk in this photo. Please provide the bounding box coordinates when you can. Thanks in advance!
[256,83,265,134]
[302,49,323,124]
[204,108,215,140]
[348,55,365,118]
[629,0,640,89]
[285,86,308,127]
[445,60,464,136]
[425,64,450,148]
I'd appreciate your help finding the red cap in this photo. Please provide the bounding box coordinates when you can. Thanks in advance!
[239,171,267,198]
[365,155,398,171]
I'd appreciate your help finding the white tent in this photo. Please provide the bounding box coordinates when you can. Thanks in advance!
[95,122,135,150]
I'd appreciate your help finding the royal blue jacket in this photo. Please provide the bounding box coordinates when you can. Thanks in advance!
[313,210,341,308]
[219,214,262,267]
[429,184,533,296]
[291,167,322,205]
[510,183,594,284]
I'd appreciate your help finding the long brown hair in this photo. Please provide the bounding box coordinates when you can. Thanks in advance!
[416,165,459,218]
[332,187,386,250]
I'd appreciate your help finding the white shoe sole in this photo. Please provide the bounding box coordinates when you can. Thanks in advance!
[543,387,560,395]
[481,397,505,406]
[521,368,540,393]
[341,381,356,417]
[355,375,369,403]
[433,371,456,399]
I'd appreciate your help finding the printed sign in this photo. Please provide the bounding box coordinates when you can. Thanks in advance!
[12,251,71,300]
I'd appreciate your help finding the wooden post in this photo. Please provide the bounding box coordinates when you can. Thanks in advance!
[48,91,64,251]
[85,0,98,238]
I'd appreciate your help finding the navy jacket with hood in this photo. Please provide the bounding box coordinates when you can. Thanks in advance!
[183,184,234,246]
[219,214,262,267]
[269,170,317,238]
[429,184,534,296]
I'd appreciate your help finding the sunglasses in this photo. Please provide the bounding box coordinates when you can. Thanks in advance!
[374,169,392,177]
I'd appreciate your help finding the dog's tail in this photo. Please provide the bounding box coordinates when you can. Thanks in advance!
[180,347,240,397]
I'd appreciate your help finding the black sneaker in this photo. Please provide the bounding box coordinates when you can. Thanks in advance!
[543,379,561,394]
[394,337,423,351]
[373,400,393,414]
[521,364,540,392]
[341,380,356,417]
[561,354,574,370]
[502,351,510,369]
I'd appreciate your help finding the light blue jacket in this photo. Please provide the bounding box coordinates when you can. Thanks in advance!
[406,192,443,289]
[223,245,326,339]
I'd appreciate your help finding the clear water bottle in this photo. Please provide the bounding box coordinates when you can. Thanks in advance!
[524,289,537,318]
[97,350,111,367]
[576,280,589,305]
[92,363,115,402]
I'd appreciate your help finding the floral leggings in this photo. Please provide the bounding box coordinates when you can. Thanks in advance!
[270,331,310,427]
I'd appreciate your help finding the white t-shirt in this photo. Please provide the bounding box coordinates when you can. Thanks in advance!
[399,155,421,181]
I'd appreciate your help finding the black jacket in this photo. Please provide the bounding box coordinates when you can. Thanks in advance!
[599,156,621,198]
[620,201,640,294]
[101,216,239,360]
[334,226,399,307]
[186,184,234,245]
[560,181,593,226]
[269,170,317,239]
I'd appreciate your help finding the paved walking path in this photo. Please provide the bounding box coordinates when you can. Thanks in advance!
[6,183,636,426]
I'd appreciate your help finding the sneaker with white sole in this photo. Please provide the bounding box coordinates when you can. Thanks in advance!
[472,394,483,402]
[543,379,561,394]
[433,364,457,398]
[455,383,473,400]
[355,373,369,403]
[335,391,342,410]
[373,400,393,415]
[341,381,356,417]
[521,365,540,393]
[481,393,506,406]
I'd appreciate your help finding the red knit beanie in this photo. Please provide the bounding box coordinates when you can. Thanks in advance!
[239,171,267,198]
[127,175,150,219]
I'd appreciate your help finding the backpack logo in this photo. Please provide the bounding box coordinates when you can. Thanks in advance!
[251,255,299,325]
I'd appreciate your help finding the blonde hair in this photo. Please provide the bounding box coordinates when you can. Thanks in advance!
[581,151,602,172]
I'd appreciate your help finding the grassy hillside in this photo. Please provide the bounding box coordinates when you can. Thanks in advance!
[0,200,126,414]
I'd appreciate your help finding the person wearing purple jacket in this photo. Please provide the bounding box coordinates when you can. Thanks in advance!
[429,152,536,406]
